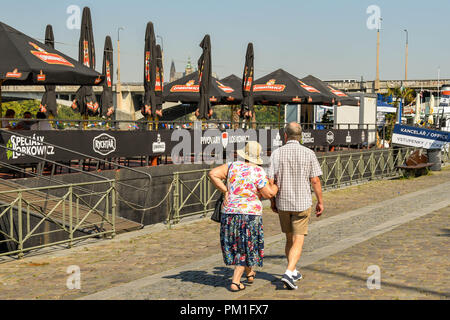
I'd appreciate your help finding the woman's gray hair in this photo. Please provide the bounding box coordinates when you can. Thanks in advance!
[285,122,302,141]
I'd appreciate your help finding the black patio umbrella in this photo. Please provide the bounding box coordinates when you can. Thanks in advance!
[0,21,102,120]
[300,75,359,106]
[196,34,212,120]
[253,69,332,105]
[100,36,114,118]
[0,21,102,85]
[154,44,163,117]
[39,24,57,117]
[142,22,157,117]
[72,7,100,116]
[220,74,243,103]
[241,43,254,119]
[301,75,360,106]
[164,71,238,105]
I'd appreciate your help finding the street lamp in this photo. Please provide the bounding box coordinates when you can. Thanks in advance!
[404,29,408,81]
[156,35,164,84]
[156,35,163,53]
[375,17,382,92]
[116,26,125,116]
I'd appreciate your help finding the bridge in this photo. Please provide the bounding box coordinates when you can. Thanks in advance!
[324,79,450,93]
[2,78,449,120]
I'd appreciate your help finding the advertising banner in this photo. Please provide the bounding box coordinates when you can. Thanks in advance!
[391,124,450,149]
[0,128,368,165]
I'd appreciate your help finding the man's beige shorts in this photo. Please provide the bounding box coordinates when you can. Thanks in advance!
[278,207,312,236]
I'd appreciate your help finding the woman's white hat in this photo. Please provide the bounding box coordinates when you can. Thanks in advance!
[237,141,263,165]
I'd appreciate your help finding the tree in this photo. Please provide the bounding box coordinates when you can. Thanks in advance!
[384,85,416,143]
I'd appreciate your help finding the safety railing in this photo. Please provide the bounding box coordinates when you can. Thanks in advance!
[167,169,219,227]
[318,147,415,189]
[0,117,375,131]
[0,179,116,258]
[165,147,420,226]
[442,143,450,164]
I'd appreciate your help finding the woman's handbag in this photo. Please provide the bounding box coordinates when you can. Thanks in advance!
[210,193,224,223]
[211,163,230,223]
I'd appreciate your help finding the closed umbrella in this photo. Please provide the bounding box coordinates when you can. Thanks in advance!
[414,92,421,124]
[428,94,435,125]
[154,44,163,118]
[100,36,114,118]
[72,7,99,116]
[39,24,57,117]
[142,22,157,117]
[196,34,212,120]
[241,43,254,119]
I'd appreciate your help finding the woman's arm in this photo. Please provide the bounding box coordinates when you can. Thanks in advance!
[208,163,229,194]
[258,180,278,199]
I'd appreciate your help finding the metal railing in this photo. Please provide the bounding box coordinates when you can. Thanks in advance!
[167,169,219,226]
[0,117,376,131]
[164,146,440,226]
[318,147,415,189]
[0,179,116,258]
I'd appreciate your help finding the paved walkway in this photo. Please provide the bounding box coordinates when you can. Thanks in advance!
[1,167,449,300]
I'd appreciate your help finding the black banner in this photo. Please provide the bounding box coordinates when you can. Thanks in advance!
[0,128,367,164]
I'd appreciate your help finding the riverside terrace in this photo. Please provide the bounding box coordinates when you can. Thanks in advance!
[0,120,374,168]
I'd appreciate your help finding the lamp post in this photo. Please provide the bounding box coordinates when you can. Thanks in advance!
[404,29,408,81]
[375,17,382,93]
[116,27,125,117]
[157,35,164,79]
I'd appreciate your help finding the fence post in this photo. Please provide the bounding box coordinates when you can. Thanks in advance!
[370,152,376,179]
[203,171,208,217]
[111,181,116,238]
[68,185,73,248]
[336,154,342,187]
[17,192,23,259]
[172,173,180,226]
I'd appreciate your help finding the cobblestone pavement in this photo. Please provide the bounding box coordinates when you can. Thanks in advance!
[0,167,449,300]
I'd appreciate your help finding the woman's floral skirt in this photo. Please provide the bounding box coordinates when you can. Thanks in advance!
[220,213,264,267]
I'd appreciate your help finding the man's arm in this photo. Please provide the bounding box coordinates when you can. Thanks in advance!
[310,176,324,217]
[267,150,279,213]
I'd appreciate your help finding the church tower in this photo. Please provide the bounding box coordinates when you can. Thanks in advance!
[170,60,176,82]
[185,56,193,76]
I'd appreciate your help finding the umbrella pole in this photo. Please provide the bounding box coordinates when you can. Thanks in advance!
[48,113,55,129]
[83,115,88,130]
[278,103,281,129]
[0,80,3,128]
[230,106,233,128]
[155,115,159,130]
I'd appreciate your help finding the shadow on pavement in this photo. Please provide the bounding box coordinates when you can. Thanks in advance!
[303,265,450,298]
[163,266,287,291]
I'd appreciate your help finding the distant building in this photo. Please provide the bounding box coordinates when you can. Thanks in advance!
[169,60,184,82]
[185,56,194,76]
[169,57,210,82]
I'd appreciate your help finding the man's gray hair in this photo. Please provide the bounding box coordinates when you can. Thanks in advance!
[285,122,302,141]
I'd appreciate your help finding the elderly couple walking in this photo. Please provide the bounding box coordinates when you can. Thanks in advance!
[209,122,324,292]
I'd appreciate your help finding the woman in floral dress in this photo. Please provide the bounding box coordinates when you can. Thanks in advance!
[209,141,278,292]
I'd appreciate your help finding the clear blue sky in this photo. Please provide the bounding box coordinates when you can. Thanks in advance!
[2,0,450,82]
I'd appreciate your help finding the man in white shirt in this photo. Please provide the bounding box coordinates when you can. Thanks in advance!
[268,122,324,290]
